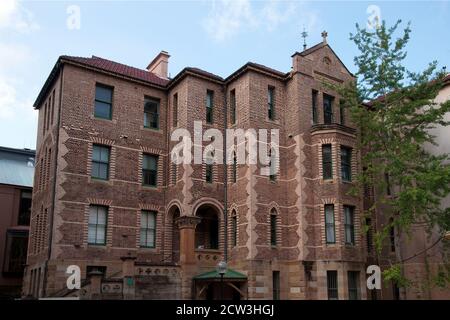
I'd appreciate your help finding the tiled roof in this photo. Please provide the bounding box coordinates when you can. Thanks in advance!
[61,55,169,87]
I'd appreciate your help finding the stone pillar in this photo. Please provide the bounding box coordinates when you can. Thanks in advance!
[121,255,137,300]
[176,216,201,299]
[88,270,103,300]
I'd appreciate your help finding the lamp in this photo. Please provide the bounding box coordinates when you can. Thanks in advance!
[217,261,227,300]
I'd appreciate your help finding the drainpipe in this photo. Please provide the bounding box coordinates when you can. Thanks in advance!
[222,85,228,262]
[43,63,64,297]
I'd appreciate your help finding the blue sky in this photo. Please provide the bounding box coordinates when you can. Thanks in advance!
[0,0,449,149]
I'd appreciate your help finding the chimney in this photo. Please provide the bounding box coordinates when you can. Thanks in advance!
[146,50,170,79]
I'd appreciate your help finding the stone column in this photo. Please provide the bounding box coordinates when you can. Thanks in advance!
[121,255,137,300]
[176,216,201,299]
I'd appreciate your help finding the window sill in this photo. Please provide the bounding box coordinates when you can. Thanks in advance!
[139,246,156,250]
[90,177,111,184]
[141,185,158,190]
[92,115,116,124]
[87,243,107,247]
[142,126,163,134]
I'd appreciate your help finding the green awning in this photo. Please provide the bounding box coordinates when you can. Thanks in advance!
[193,268,247,281]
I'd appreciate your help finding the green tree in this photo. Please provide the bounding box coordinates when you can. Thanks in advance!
[336,20,450,289]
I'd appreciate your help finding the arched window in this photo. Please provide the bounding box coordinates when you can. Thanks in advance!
[231,210,237,247]
[270,208,278,246]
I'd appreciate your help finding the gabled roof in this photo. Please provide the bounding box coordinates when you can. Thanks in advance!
[292,41,355,77]
[63,55,170,87]
[34,55,169,108]
[193,268,247,280]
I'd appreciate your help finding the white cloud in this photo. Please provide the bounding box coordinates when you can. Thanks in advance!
[203,0,318,43]
[203,0,257,42]
[0,0,39,33]
[261,0,296,31]
[0,43,31,72]
[0,76,35,121]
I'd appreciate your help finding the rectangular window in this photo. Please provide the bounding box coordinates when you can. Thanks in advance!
[268,86,275,120]
[347,271,360,300]
[366,218,373,253]
[3,230,28,274]
[322,144,333,179]
[339,99,345,125]
[230,89,236,124]
[269,149,276,182]
[140,210,156,248]
[325,204,335,244]
[340,146,352,182]
[205,164,213,183]
[51,89,55,126]
[18,190,32,226]
[173,93,178,127]
[385,173,391,196]
[390,219,396,252]
[144,97,159,129]
[270,214,277,246]
[206,90,214,124]
[232,214,237,247]
[312,90,318,124]
[142,154,158,187]
[88,205,107,245]
[344,206,355,245]
[94,84,113,120]
[43,102,47,133]
[91,145,110,180]
[327,270,338,300]
[232,153,237,183]
[273,271,280,300]
[323,94,334,124]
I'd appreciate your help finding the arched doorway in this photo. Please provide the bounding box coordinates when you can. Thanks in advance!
[166,205,181,263]
[195,204,220,250]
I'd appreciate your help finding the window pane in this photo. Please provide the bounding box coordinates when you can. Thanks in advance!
[94,101,111,119]
[143,155,157,170]
[88,225,97,243]
[100,147,110,162]
[96,226,105,243]
[97,208,106,225]
[141,212,148,228]
[147,230,155,247]
[89,206,98,224]
[323,95,333,124]
[95,85,112,103]
[322,144,332,179]
[140,229,146,246]
[98,163,108,179]
[148,213,156,228]
[206,91,213,108]
[325,205,335,243]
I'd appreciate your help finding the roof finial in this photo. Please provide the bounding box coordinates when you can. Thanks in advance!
[301,26,308,51]
[321,30,328,44]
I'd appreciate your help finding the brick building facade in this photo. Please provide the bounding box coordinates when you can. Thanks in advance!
[23,35,438,300]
